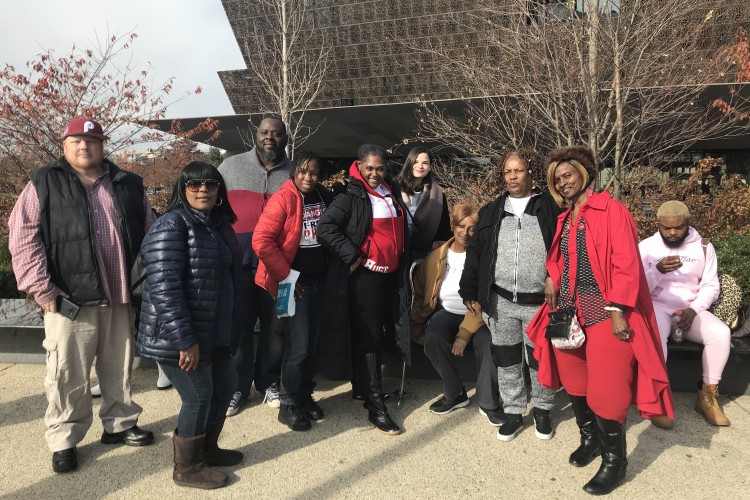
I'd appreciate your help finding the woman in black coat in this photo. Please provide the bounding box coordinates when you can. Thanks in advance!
[317,144,410,436]
[137,161,249,490]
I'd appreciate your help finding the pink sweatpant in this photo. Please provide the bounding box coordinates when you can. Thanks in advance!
[653,305,730,385]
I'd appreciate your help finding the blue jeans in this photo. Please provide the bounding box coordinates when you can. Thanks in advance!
[232,281,284,395]
[158,348,237,437]
[279,277,322,405]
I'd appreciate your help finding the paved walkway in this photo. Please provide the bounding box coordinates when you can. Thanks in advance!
[0,363,748,499]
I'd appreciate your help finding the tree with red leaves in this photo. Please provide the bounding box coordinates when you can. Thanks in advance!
[0,30,219,175]
[712,28,750,121]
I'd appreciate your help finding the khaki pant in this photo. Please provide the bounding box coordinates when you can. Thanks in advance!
[42,303,142,452]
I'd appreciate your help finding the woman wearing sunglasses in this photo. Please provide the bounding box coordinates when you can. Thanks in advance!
[137,161,250,489]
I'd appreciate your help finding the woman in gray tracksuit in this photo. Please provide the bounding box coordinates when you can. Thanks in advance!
[460,149,561,442]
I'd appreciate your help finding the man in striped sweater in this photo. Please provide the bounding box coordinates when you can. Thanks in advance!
[218,116,291,416]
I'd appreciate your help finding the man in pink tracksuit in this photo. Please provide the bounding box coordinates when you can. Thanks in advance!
[638,200,730,426]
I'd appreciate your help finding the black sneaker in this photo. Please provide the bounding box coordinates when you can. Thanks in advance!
[479,407,506,427]
[299,394,325,421]
[497,414,524,441]
[278,403,311,431]
[429,391,470,415]
[533,408,554,440]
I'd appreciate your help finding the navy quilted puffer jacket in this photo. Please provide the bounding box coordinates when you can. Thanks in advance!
[136,206,249,364]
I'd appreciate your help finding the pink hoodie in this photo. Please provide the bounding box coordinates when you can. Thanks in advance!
[638,227,719,313]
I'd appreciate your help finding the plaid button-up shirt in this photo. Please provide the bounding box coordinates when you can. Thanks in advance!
[8,166,154,306]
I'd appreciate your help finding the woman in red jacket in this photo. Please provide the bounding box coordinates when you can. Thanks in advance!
[526,146,674,496]
[253,151,333,432]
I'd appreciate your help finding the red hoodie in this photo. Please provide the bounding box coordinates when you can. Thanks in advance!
[349,161,405,273]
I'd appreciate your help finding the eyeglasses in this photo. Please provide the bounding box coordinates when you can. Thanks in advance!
[185,179,220,192]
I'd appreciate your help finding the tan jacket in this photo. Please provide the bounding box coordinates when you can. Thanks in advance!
[410,238,485,345]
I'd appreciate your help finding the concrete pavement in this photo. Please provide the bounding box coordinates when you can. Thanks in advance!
[0,363,748,499]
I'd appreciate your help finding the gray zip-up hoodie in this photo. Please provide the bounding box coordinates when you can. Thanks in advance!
[494,197,548,297]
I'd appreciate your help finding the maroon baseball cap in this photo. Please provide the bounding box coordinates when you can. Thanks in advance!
[61,117,109,141]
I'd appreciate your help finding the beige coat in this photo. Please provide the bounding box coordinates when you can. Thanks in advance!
[410,238,485,345]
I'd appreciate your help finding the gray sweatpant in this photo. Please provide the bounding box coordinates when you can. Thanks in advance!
[424,309,500,411]
[484,297,555,415]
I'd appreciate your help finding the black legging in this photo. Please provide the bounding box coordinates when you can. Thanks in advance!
[349,267,397,357]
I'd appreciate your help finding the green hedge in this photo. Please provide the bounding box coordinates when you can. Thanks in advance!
[714,232,750,304]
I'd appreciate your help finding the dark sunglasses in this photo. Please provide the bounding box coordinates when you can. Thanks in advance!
[185,179,221,192]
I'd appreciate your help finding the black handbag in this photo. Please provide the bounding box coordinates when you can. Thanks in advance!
[544,219,585,349]
[545,307,578,339]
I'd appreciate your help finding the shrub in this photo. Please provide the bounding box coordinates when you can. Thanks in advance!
[714,232,750,304]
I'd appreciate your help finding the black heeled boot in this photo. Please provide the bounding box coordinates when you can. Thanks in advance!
[569,396,601,467]
[583,416,627,495]
[360,352,401,435]
[351,356,365,402]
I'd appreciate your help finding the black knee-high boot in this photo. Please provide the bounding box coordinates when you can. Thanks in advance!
[583,416,627,495]
[351,355,365,402]
[360,352,400,435]
[569,396,601,467]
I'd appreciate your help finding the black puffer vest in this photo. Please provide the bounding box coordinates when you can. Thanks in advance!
[31,157,146,305]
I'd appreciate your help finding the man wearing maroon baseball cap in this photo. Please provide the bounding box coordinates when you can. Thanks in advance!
[61,117,110,141]
[7,116,156,473]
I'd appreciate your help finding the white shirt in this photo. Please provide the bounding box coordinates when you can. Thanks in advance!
[439,249,467,314]
[509,195,532,217]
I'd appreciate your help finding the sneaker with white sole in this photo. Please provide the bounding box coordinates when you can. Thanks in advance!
[429,390,470,415]
[91,383,101,398]
[479,407,506,427]
[533,407,554,440]
[226,391,246,417]
[497,414,524,441]
[263,383,281,408]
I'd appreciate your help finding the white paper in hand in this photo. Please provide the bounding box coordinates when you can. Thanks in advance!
[275,269,300,318]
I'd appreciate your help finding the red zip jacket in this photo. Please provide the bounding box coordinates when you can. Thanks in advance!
[253,179,331,296]
[349,162,405,273]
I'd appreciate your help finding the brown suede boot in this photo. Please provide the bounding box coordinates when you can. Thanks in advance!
[695,384,730,426]
[173,430,228,489]
[650,416,674,429]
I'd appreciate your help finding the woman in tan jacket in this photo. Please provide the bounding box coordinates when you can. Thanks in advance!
[411,203,503,426]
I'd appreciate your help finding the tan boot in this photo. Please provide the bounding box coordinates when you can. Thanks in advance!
[695,384,730,426]
[173,430,228,489]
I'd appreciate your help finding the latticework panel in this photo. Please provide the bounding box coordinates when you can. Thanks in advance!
[219,0,750,115]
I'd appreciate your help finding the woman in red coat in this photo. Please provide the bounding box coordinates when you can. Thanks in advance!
[253,151,333,432]
[526,146,674,496]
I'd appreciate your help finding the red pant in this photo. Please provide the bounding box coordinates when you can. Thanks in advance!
[552,319,635,423]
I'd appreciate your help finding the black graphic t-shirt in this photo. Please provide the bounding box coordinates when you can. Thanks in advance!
[291,192,326,277]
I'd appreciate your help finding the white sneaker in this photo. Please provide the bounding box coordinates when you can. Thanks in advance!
[226,391,247,417]
[156,365,172,390]
[263,383,281,408]
[91,383,101,398]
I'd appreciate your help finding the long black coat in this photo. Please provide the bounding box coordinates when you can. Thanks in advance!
[317,177,412,380]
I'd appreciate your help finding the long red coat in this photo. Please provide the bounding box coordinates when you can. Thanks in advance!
[526,191,674,419]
